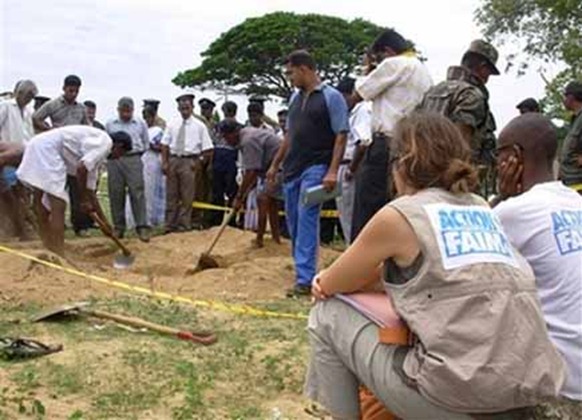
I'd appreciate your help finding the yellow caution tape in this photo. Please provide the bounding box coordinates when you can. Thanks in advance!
[0,245,308,321]
[192,201,339,219]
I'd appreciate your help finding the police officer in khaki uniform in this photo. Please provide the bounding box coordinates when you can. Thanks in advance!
[419,39,500,197]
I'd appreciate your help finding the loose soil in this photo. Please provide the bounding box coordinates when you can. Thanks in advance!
[0,228,339,419]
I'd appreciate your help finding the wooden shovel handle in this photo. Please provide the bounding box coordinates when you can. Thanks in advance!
[89,212,132,256]
[203,209,237,256]
[84,309,216,345]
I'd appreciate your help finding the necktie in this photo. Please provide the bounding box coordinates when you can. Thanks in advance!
[176,120,186,156]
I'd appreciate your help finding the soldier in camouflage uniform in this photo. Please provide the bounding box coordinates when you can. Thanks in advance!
[419,39,500,197]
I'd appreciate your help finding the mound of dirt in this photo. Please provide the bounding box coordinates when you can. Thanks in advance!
[0,227,339,306]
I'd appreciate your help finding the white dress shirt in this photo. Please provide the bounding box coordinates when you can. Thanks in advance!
[345,102,372,159]
[161,116,214,156]
[356,54,432,136]
[0,99,35,144]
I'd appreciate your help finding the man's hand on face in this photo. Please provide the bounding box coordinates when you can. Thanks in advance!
[498,156,523,199]
[322,171,338,192]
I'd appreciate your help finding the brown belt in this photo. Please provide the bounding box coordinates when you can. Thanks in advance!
[378,325,411,346]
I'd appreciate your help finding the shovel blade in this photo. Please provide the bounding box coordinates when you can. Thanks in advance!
[113,253,135,270]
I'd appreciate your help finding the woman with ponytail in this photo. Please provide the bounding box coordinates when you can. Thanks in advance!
[304,112,565,419]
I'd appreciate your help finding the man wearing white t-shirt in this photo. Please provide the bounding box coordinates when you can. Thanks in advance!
[16,126,130,256]
[492,113,582,402]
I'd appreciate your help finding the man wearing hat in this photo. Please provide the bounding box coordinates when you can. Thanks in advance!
[248,95,279,130]
[143,99,166,130]
[105,97,151,242]
[559,81,582,193]
[161,94,214,232]
[516,97,541,114]
[33,96,51,113]
[419,39,501,197]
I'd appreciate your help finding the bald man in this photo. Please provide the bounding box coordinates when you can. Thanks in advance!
[492,113,582,402]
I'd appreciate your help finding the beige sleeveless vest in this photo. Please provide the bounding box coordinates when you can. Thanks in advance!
[386,189,565,412]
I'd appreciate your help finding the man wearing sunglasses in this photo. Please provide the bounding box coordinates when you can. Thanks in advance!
[492,113,582,404]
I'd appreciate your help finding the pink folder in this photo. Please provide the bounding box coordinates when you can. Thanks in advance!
[336,292,403,328]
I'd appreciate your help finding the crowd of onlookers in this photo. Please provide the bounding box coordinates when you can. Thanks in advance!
[0,75,298,246]
[0,25,581,418]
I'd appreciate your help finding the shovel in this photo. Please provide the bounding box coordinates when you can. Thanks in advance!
[193,209,238,273]
[32,302,217,346]
[89,212,135,269]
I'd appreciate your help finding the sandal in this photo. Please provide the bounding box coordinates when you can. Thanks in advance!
[0,337,63,360]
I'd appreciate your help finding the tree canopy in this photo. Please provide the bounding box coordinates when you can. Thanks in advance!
[173,12,385,100]
[475,0,582,121]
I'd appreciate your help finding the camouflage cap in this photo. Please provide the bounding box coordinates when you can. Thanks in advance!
[465,40,500,75]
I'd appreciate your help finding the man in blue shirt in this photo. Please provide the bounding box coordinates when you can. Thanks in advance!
[267,50,349,297]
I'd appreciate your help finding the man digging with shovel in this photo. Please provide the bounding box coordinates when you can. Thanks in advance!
[16,126,131,256]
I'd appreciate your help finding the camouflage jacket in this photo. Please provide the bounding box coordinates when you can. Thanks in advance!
[418,65,496,164]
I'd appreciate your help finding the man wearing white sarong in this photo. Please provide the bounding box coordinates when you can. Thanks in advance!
[16,126,129,255]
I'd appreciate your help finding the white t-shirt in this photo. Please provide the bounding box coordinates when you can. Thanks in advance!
[494,182,582,400]
[16,126,112,203]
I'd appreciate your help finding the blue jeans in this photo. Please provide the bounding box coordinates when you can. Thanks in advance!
[284,164,328,287]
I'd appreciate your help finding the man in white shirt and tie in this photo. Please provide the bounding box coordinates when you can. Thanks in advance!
[161,94,214,233]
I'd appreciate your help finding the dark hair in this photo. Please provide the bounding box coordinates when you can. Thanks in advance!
[393,111,478,194]
[222,101,237,116]
[461,52,488,71]
[565,81,582,101]
[371,29,409,54]
[336,77,356,94]
[219,119,243,135]
[284,50,316,70]
[277,109,288,117]
[247,102,263,115]
[64,75,82,87]
[83,100,96,109]
[110,131,133,152]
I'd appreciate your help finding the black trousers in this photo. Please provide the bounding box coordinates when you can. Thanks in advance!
[350,134,391,242]
[210,169,238,226]
[67,175,94,233]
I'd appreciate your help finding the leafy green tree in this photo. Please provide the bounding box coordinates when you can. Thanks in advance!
[475,0,582,123]
[173,12,385,100]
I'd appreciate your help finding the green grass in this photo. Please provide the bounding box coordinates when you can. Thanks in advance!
[0,296,310,419]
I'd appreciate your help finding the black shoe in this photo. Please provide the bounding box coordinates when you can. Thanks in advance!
[286,284,311,298]
[137,228,150,243]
